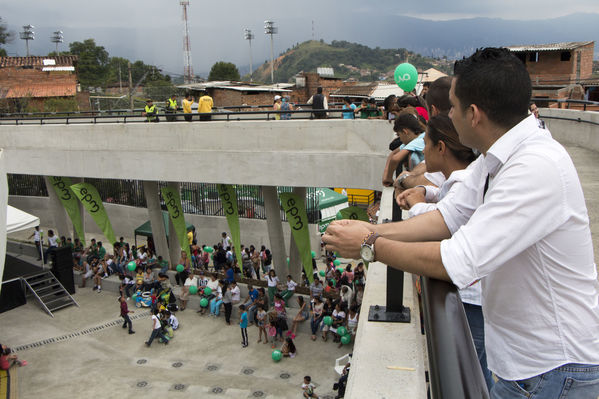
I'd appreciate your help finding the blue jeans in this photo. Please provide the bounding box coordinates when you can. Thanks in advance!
[210,299,223,316]
[310,316,322,335]
[463,303,494,392]
[491,363,599,399]
[146,328,167,346]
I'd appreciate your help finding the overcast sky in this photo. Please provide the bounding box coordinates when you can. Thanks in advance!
[2,1,598,76]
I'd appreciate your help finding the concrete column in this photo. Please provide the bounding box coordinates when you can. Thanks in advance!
[288,186,306,281]
[167,182,182,268]
[70,177,86,244]
[263,185,287,278]
[43,176,70,241]
[143,180,169,263]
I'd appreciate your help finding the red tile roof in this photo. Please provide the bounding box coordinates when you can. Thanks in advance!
[0,83,76,99]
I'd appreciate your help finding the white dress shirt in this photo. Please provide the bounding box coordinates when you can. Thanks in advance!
[438,115,599,380]
[407,168,482,306]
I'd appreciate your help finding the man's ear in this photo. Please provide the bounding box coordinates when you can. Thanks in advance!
[470,104,482,128]
[430,104,439,117]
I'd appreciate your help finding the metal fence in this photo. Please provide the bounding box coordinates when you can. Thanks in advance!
[7,174,320,223]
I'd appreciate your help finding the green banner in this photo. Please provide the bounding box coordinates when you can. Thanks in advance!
[49,176,85,244]
[280,192,314,283]
[217,184,242,271]
[336,206,370,222]
[70,183,116,245]
[160,186,191,261]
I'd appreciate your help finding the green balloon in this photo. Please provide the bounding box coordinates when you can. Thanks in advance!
[131,294,137,301]
[127,261,137,271]
[188,285,198,295]
[176,264,184,272]
[330,279,336,287]
[394,63,418,92]
[323,316,333,326]
[286,257,290,265]
[204,246,214,253]
[333,259,341,267]
[337,267,344,274]
[271,350,282,362]
[341,334,351,345]
[319,270,325,277]
[311,251,316,259]
[337,326,347,336]
[204,287,212,296]
[200,297,209,307]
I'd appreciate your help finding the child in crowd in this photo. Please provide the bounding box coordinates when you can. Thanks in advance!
[119,295,135,334]
[239,304,248,348]
[145,308,168,347]
[281,337,296,358]
[256,305,268,344]
[135,267,144,292]
[167,311,179,330]
[267,320,277,348]
[119,274,135,299]
[302,376,318,398]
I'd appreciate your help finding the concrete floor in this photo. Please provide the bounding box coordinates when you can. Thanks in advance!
[0,286,347,399]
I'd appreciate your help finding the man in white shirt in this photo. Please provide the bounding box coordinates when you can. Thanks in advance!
[323,47,599,398]
[221,232,232,249]
[29,226,43,260]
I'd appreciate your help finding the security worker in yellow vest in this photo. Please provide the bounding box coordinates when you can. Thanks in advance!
[165,94,178,122]
[142,99,159,123]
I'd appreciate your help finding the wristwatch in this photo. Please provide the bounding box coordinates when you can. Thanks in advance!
[360,232,380,263]
[396,173,411,189]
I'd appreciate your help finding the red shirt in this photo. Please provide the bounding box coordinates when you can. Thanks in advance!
[120,301,129,316]
[0,355,10,370]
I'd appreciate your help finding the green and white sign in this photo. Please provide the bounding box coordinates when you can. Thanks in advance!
[70,182,116,245]
[280,192,314,283]
[217,184,242,271]
[161,186,191,260]
[50,176,85,244]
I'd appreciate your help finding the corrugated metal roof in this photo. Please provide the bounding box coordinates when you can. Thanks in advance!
[330,82,377,98]
[507,41,594,52]
[421,68,448,83]
[0,56,78,68]
[178,81,293,92]
[317,67,334,77]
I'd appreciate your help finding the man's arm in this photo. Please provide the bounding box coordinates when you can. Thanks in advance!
[382,149,410,186]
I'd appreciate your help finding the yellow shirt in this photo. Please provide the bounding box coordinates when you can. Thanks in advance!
[198,95,213,113]
[182,98,193,113]
[187,231,193,245]
[273,102,281,120]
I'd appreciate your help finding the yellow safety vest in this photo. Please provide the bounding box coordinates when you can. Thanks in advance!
[145,104,157,121]
[168,98,177,110]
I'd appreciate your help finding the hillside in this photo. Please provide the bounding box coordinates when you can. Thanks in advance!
[250,40,452,83]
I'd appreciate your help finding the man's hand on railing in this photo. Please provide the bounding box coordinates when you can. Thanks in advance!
[322,220,373,259]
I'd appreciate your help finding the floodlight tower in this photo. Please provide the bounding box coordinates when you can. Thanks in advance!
[244,28,254,81]
[180,0,194,84]
[264,20,277,84]
[51,31,64,53]
[19,25,35,57]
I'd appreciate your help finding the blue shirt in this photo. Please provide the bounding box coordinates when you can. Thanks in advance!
[399,132,425,170]
[342,103,356,119]
[225,268,235,283]
[248,288,259,303]
[240,312,248,328]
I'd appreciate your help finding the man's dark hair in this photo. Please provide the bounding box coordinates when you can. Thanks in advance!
[453,47,531,129]
[393,113,425,134]
[343,96,351,104]
[317,87,323,94]
[426,76,452,115]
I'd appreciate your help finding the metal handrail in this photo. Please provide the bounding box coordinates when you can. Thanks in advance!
[420,277,490,398]
[0,108,364,125]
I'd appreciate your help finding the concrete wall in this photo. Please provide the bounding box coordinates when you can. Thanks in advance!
[1,119,391,190]
[7,195,322,254]
[540,109,599,152]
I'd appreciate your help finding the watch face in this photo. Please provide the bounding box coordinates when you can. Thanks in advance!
[360,245,374,262]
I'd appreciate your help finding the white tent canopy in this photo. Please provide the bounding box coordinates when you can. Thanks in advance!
[7,205,39,234]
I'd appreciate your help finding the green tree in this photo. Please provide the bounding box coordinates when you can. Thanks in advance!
[208,61,240,81]
[69,39,110,89]
[0,17,14,56]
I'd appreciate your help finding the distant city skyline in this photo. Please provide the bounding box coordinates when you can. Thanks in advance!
[2,1,598,77]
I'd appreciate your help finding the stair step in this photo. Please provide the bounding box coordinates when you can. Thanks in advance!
[44,295,70,305]
[27,277,56,286]
[48,302,75,312]
[40,289,67,298]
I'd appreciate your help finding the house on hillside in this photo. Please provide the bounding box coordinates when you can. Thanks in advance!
[507,41,598,105]
[177,81,293,108]
[0,56,88,113]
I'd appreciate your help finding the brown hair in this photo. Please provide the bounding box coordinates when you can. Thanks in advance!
[427,115,476,164]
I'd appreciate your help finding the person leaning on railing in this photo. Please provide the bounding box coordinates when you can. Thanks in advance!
[323,47,599,398]
[142,99,159,123]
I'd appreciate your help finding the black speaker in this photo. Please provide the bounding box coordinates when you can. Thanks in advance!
[51,247,75,294]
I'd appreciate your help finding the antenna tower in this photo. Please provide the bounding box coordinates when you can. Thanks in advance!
[180,0,194,84]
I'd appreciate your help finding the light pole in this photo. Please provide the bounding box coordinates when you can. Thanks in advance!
[19,25,35,57]
[264,20,277,84]
[51,30,63,54]
[244,28,254,82]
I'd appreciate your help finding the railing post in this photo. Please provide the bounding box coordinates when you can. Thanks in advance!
[368,196,411,323]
